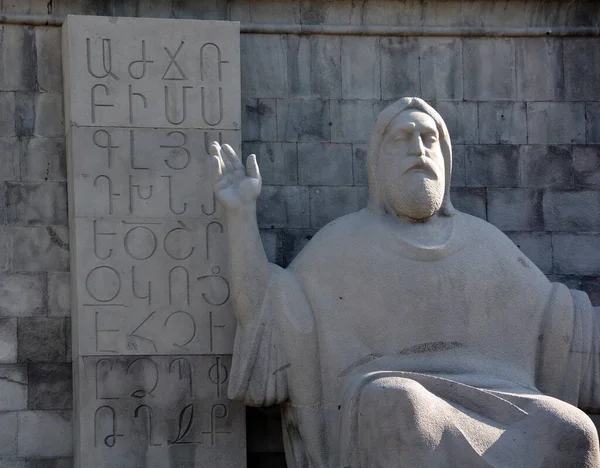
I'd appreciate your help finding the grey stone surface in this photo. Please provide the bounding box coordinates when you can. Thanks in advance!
[241,34,287,99]
[287,35,341,99]
[0,411,18,457]
[64,15,246,467]
[478,102,527,144]
[17,318,66,363]
[341,37,380,99]
[0,365,27,410]
[35,27,63,93]
[330,100,387,143]
[587,103,600,145]
[257,186,309,229]
[18,137,66,182]
[465,145,520,188]
[6,182,68,226]
[419,37,462,100]
[0,93,16,136]
[63,16,240,129]
[450,145,466,187]
[309,186,367,228]
[28,363,72,410]
[506,232,553,274]
[242,99,277,141]
[298,142,353,186]
[0,318,17,363]
[543,190,600,232]
[0,137,19,180]
[32,93,64,137]
[277,99,330,142]
[0,272,46,317]
[463,39,516,101]
[379,37,420,100]
[0,459,74,468]
[564,38,600,101]
[12,226,70,272]
[17,410,72,458]
[553,234,600,276]
[488,188,544,231]
[515,38,564,101]
[352,143,368,186]
[527,102,585,145]
[242,142,298,186]
[432,101,478,144]
[74,355,245,468]
[520,146,573,188]
[449,187,486,220]
[574,146,600,187]
[0,26,36,92]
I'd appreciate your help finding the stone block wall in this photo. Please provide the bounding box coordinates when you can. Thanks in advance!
[0,0,600,467]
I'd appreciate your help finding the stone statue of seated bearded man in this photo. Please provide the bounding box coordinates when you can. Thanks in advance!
[210,97,600,468]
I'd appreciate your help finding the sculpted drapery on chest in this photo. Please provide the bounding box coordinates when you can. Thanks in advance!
[212,97,600,467]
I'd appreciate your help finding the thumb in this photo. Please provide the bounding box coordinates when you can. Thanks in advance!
[246,154,261,180]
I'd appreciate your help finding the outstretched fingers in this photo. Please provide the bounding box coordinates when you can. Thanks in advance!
[221,144,244,172]
[246,154,261,180]
[210,142,229,189]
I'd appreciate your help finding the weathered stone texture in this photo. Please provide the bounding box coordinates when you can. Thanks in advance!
[17,410,73,458]
[241,35,288,98]
[450,188,487,220]
[287,35,341,99]
[527,102,585,145]
[12,226,70,272]
[520,146,573,188]
[419,37,462,100]
[465,145,520,188]
[17,318,66,363]
[0,93,16,136]
[298,142,353,186]
[379,37,420,100]
[488,188,544,231]
[243,99,278,141]
[553,234,600,275]
[516,38,564,101]
[478,102,527,145]
[27,363,72,410]
[35,28,63,93]
[243,142,298,185]
[0,272,46,317]
[309,186,367,228]
[257,186,310,228]
[341,37,380,99]
[0,318,17,363]
[506,232,553,274]
[574,146,600,187]
[543,190,600,232]
[463,39,516,101]
[6,183,68,226]
[0,365,27,410]
[0,26,37,92]
[277,99,331,141]
[587,103,600,144]
[563,39,600,101]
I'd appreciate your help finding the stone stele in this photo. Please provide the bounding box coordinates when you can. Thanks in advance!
[213,97,600,468]
[62,15,245,468]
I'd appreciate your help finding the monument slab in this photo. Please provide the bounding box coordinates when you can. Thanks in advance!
[63,15,244,468]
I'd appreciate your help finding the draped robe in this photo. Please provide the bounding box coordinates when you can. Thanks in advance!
[228,209,600,467]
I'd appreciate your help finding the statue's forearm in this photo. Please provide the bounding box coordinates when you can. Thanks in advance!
[225,202,270,328]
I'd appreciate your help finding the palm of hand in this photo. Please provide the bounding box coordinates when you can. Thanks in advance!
[211,142,262,211]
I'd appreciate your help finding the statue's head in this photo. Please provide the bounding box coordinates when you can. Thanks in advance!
[366,97,455,221]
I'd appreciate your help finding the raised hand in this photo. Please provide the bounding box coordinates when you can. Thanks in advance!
[210,142,262,212]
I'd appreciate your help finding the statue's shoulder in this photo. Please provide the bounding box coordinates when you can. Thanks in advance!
[289,210,370,268]
[453,210,522,252]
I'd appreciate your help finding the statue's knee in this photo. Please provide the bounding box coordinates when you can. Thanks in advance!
[361,377,431,418]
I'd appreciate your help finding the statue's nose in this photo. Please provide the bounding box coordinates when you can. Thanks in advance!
[408,134,425,157]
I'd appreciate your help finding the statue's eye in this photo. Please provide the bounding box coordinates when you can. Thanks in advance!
[423,134,437,146]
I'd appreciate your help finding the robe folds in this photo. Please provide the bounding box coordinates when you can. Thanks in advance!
[228,209,600,467]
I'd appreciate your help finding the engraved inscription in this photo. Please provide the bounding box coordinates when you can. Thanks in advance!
[128,40,154,79]
[87,38,118,80]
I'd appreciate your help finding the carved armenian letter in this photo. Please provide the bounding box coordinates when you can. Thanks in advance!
[63,15,244,468]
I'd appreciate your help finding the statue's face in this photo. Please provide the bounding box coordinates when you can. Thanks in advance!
[378,109,446,221]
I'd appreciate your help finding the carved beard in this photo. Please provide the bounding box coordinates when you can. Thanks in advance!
[384,176,445,221]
